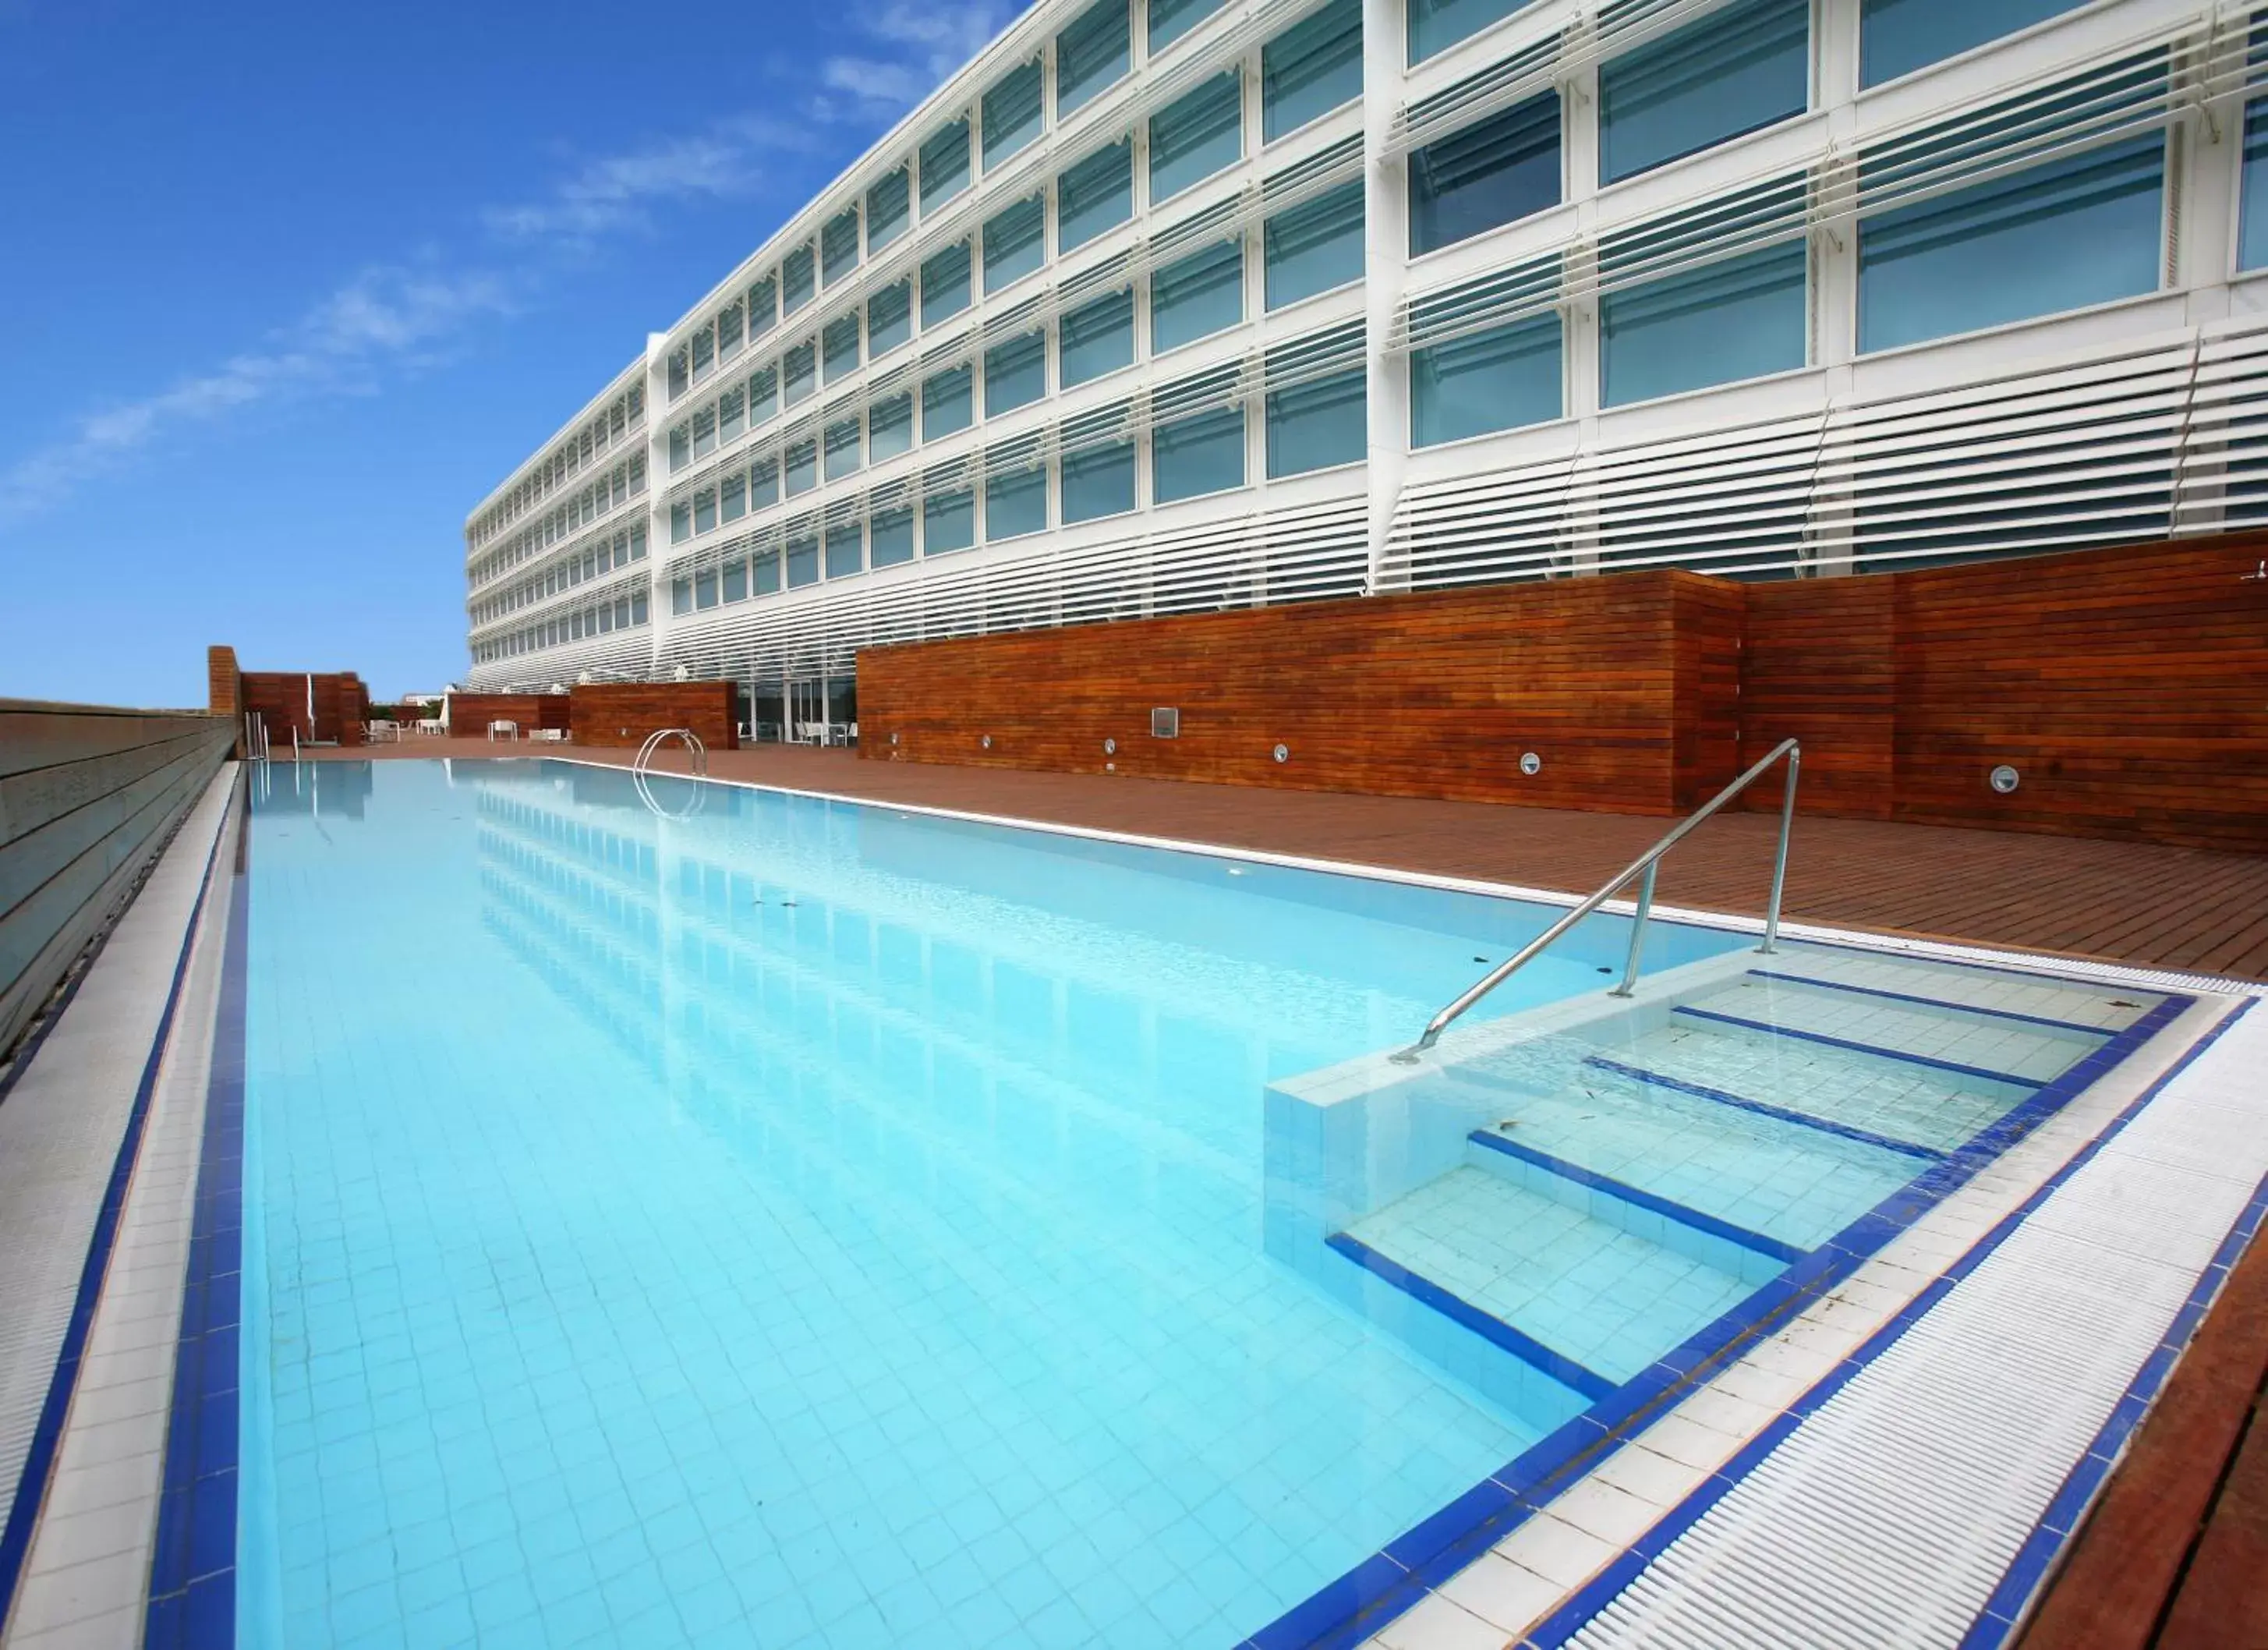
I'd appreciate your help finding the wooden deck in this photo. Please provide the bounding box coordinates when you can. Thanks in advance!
[326,738,2268,979]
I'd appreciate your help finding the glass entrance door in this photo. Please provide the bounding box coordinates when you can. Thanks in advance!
[787,680,826,743]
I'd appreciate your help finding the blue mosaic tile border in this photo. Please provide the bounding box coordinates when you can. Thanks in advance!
[1241,988,2199,1650]
[143,809,250,1648]
[1465,1128,1806,1266]
[0,796,230,1631]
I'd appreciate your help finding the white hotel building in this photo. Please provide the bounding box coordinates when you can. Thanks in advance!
[461,0,2268,729]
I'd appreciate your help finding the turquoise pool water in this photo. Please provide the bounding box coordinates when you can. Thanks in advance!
[232,759,1743,1648]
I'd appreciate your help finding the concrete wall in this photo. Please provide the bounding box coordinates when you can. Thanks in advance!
[0,701,235,1058]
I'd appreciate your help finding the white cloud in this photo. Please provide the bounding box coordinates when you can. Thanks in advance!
[819,0,1024,115]
[483,115,812,243]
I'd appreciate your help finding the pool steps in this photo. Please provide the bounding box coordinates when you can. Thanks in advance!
[1321,948,2166,1417]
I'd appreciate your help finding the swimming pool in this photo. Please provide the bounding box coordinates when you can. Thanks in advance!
[227,759,1748,1648]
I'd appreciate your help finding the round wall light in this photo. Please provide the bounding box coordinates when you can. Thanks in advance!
[981,735,992,749]
[1520,752,1542,776]
[1272,743,1290,764]
[1103,737,1117,756]
[890,731,900,746]
[1990,764,2021,795]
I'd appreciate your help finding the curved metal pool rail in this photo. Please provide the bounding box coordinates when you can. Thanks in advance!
[1392,738,1801,1064]
[633,727,708,777]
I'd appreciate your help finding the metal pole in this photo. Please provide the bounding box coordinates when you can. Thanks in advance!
[1760,747,1800,954]
[1611,862,1657,997]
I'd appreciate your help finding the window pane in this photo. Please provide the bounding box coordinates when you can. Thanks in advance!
[1601,243,1806,406]
[748,274,778,339]
[826,522,864,578]
[669,425,690,471]
[1264,0,1362,143]
[722,471,748,521]
[1858,137,2163,353]
[825,417,862,480]
[1409,0,1534,63]
[924,366,975,437]
[787,534,821,586]
[867,168,911,252]
[1063,440,1137,521]
[983,195,1048,292]
[870,392,915,460]
[869,281,913,356]
[1149,0,1230,54]
[1152,402,1245,501]
[1266,180,1364,307]
[924,488,976,553]
[722,558,748,601]
[691,324,716,383]
[921,118,972,214]
[985,331,1048,416]
[922,240,973,327]
[667,348,688,398]
[1266,367,1365,476]
[754,547,781,594]
[671,576,692,613]
[784,342,816,405]
[985,467,1049,539]
[787,439,819,494]
[1060,0,1131,115]
[783,245,815,313]
[692,405,716,459]
[2244,103,2268,271]
[670,501,692,543]
[1412,316,1563,444]
[720,385,746,443]
[718,302,744,361]
[1409,93,1559,254]
[1861,0,2080,87]
[1152,237,1244,350]
[1152,71,1243,201]
[1600,0,1807,186]
[872,506,916,566]
[1059,140,1134,253]
[1060,289,1136,386]
[984,58,1046,171]
[750,457,780,508]
[694,487,718,533]
[823,314,861,384]
[695,568,718,608]
[749,366,779,424]
[822,206,861,284]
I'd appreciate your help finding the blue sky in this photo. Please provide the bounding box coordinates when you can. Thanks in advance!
[0,0,1023,706]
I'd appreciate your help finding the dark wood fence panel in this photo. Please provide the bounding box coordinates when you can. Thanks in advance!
[1740,577,1896,818]
[444,693,570,737]
[568,683,740,749]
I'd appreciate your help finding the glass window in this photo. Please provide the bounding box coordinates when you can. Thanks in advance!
[1152,402,1246,501]
[1266,367,1364,476]
[1858,137,2163,353]
[2244,102,2268,271]
[869,280,913,355]
[1060,0,1132,115]
[1149,0,1230,53]
[694,487,718,533]
[985,331,1048,416]
[984,58,1046,171]
[1267,180,1364,307]
[723,558,748,601]
[787,438,819,494]
[823,314,861,384]
[1862,0,2081,88]
[1151,71,1243,201]
[748,366,779,425]
[921,118,972,214]
[825,417,862,480]
[822,207,861,285]
[1601,243,1806,405]
[718,301,744,360]
[784,342,816,405]
[870,392,915,461]
[692,405,716,459]
[924,366,975,437]
[1263,0,1362,143]
[722,470,748,522]
[868,168,911,253]
[783,245,815,313]
[922,240,973,328]
[754,546,781,594]
[668,424,691,472]
[1412,315,1563,444]
[720,385,747,443]
[632,590,650,623]
[1600,0,1807,186]
[694,568,718,609]
[1152,236,1244,350]
[1409,0,1532,64]
[750,456,780,508]
[871,505,917,566]
[787,533,821,586]
[826,521,864,577]
[1059,140,1134,253]
[1060,289,1136,386]
[671,576,692,614]
[925,487,976,553]
[670,501,692,544]
[984,196,1048,292]
[748,274,778,339]
[667,347,689,399]
[985,466,1049,539]
[692,324,716,383]
[1063,440,1137,521]
[1410,93,1560,254]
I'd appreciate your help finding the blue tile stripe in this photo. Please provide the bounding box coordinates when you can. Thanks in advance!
[0,791,231,1633]
[1673,1003,2044,1089]
[1517,993,2249,1650]
[1746,968,2122,1036]
[1466,1128,1808,1267]
[1323,1233,1616,1403]
[1243,986,2200,1650]
[1583,1053,1945,1163]
[144,798,251,1649]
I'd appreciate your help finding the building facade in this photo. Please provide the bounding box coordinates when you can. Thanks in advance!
[462,0,2268,729]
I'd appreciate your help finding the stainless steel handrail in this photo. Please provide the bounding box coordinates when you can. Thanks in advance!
[633,727,708,777]
[1392,738,1802,1064]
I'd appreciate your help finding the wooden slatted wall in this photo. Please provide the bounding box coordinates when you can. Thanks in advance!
[568,683,740,749]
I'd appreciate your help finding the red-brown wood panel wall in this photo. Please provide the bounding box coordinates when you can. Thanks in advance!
[568,683,739,749]
[447,693,571,735]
